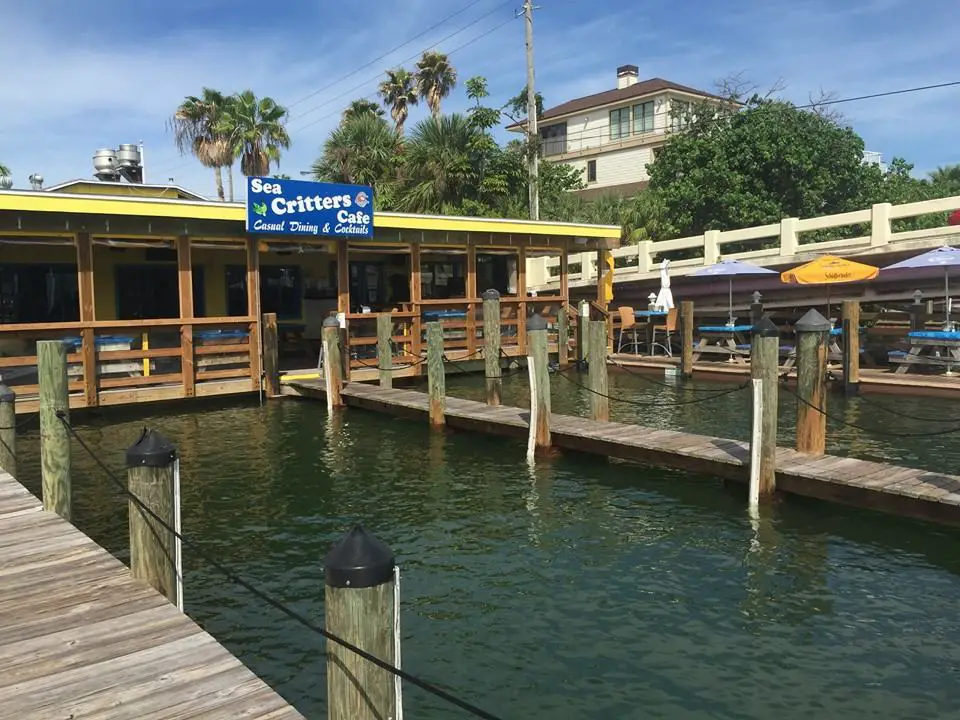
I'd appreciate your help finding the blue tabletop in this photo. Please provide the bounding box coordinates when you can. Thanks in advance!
[698,325,753,333]
[423,310,467,320]
[62,335,135,348]
[635,310,668,318]
[908,330,960,340]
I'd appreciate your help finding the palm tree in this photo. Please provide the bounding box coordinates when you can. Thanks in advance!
[0,162,9,178]
[219,90,291,177]
[312,113,401,189]
[400,114,479,213]
[930,164,960,195]
[415,51,457,118]
[342,99,385,124]
[378,68,418,135]
[170,88,234,201]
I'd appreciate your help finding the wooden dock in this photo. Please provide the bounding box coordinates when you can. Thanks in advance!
[284,380,960,526]
[0,471,304,719]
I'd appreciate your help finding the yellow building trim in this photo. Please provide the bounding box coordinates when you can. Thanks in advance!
[0,190,621,240]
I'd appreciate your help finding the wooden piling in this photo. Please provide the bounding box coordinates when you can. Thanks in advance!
[37,340,71,520]
[557,304,570,368]
[426,321,445,427]
[795,309,831,455]
[324,526,398,720]
[841,299,860,397]
[587,319,609,422]
[526,314,551,457]
[482,289,502,405]
[680,300,694,379]
[376,313,393,389]
[126,428,179,606]
[262,312,280,398]
[0,385,15,478]
[750,317,779,502]
[577,300,590,366]
[322,316,344,411]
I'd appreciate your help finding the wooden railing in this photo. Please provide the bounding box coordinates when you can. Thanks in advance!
[0,316,259,411]
[528,194,960,289]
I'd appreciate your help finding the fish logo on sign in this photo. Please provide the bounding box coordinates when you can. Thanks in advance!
[354,191,370,208]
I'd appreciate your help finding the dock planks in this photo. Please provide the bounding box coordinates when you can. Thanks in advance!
[0,471,304,720]
[285,380,960,526]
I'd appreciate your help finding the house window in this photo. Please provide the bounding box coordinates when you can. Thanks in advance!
[671,101,692,130]
[116,264,206,319]
[226,265,303,319]
[609,108,630,140]
[586,160,597,183]
[633,101,655,134]
[0,264,79,323]
[539,123,567,156]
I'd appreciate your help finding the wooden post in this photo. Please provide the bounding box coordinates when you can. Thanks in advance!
[749,291,764,325]
[909,293,926,332]
[841,299,860,397]
[376,313,393,389]
[426,322,445,427]
[75,231,98,408]
[557,304,569,367]
[37,340,71,520]
[245,236,262,391]
[482,289,502,405]
[577,299,590,367]
[750,317,779,502]
[587,319,609,422]
[322,316,344,411]
[126,429,179,607]
[0,385,15,478]
[795,309,831,455]
[680,300,694,379]
[324,526,397,720]
[262,312,280,398]
[526,314,551,458]
[177,234,196,398]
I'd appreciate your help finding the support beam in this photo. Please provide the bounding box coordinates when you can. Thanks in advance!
[526,314,551,458]
[588,319,609,422]
[38,340,71,520]
[177,235,195,398]
[751,317,779,502]
[841,299,860,397]
[245,236,261,391]
[262,312,280,398]
[482,289,502,405]
[795,309,830,455]
[680,300,694,379]
[76,231,97,408]
[377,313,393,389]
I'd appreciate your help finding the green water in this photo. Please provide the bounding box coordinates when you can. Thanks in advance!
[13,373,960,719]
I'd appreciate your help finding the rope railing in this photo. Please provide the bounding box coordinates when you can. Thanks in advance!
[553,365,750,408]
[55,412,506,720]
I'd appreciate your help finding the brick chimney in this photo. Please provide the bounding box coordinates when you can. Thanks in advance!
[616,64,639,89]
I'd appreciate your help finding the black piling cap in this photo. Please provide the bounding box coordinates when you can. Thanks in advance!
[481,288,501,301]
[324,525,395,589]
[0,384,14,403]
[322,314,340,328]
[752,315,779,338]
[527,314,548,332]
[795,308,831,333]
[125,427,177,468]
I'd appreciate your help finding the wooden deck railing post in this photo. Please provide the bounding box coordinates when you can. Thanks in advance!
[324,526,398,720]
[750,317,780,503]
[426,321,445,427]
[0,385,15,478]
[557,305,569,368]
[322,316,344,411]
[37,340,71,520]
[526,314,551,458]
[126,428,180,607]
[376,313,393,389]
[587,319,609,422]
[680,300,694,379]
[262,313,280,398]
[482,290,502,405]
[795,309,831,455]
[841,299,860,397]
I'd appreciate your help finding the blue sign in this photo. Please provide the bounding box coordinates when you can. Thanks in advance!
[245,177,373,238]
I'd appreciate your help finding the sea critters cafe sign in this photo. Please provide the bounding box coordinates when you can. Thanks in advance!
[245,177,374,238]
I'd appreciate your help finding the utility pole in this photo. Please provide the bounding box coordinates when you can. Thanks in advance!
[523,0,540,221]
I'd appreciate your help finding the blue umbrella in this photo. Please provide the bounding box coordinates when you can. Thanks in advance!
[884,246,960,327]
[691,259,777,325]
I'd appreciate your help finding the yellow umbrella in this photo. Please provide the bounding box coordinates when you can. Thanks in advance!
[781,255,879,317]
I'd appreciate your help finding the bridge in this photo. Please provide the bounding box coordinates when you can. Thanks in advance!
[527,195,960,313]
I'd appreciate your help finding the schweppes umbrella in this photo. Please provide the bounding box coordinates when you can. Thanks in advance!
[780,255,878,317]
[780,255,879,285]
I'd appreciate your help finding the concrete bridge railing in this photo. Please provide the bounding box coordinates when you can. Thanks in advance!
[527,195,960,291]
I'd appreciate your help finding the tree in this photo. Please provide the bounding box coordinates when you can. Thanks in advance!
[171,88,235,201]
[342,98,384,124]
[415,51,457,118]
[502,85,544,125]
[0,162,9,177]
[311,113,402,209]
[648,97,878,238]
[378,68,418,135]
[219,90,291,177]
[930,164,960,196]
[399,114,479,213]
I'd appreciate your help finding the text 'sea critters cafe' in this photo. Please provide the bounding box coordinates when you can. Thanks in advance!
[246,177,374,237]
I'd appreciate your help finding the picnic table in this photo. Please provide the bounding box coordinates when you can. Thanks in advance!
[692,325,752,364]
[890,330,960,374]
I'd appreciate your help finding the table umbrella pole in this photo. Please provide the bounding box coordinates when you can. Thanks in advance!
[946,268,951,329]
[728,278,734,326]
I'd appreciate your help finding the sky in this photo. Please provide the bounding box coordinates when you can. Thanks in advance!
[1,0,957,200]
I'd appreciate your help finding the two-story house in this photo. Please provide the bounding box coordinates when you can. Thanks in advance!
[508,65,723,199]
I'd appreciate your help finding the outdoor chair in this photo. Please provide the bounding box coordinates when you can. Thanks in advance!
[652,307,678,356]
[616,306,641,353]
